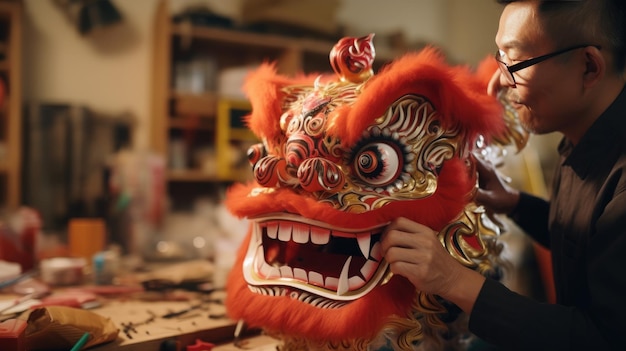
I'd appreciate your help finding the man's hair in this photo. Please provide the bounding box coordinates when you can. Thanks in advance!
[498,0,626,73]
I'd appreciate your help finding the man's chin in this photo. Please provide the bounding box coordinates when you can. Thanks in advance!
[515,107,538,133]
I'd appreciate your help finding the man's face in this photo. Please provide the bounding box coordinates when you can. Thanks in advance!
[495,2,584,135]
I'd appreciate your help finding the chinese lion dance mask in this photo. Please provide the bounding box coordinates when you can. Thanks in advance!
[224,34,523,350]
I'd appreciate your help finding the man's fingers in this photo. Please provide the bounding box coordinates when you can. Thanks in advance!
[382,228,417,250]
[474,155,494,176]
[384,246,422,266]
[385,217,432,234]
[474,187,492,206]
[382,220,440,256]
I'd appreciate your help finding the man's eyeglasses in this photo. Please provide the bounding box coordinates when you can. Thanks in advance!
[495,44,600,87]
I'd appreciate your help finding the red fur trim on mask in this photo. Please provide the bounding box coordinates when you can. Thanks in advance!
[327,47,505,147]
[475,55,499,89]
[242,64,291,148]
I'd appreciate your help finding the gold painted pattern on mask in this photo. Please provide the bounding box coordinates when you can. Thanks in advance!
[320,95,463,212]
[438,203,501,270]
[249,93,465,214]
[492,89,529,153]
[281,78,363,135]
[281,80,364,161]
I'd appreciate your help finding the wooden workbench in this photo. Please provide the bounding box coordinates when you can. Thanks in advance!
[89,292,278,351]
[1,258,281,350]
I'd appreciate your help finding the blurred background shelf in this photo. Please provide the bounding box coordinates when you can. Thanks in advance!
[149,0,346,210]
[0,1,21,210]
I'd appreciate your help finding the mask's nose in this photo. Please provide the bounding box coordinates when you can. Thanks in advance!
[285,133,315,170]
[296,157,344,193]
[285,134,344,193]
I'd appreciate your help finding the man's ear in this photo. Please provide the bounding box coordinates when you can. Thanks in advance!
[582,46,605,88]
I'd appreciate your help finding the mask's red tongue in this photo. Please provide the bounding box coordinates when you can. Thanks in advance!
[264,240,300,265]
[262,236,369,281]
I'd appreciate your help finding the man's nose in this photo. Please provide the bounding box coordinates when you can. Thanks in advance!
[487,69,505,97]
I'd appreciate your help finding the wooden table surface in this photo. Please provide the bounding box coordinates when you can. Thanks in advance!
[88,290,277,351]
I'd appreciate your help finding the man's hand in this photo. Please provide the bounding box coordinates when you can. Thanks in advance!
[475,156,521,215]
[381,217,485,313]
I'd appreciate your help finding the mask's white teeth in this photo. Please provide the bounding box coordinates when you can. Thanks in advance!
[309,271,324,286]
[337,256,352,296]
[267,266,281,279]
[356,233,371,258]
[360,260,377,280]
[294,268,308,281]
[292,222,309,244]
[325,276,338,290]
[267,222,279,239]
[280,266,293,278]
[251,219,389,298]
[370,242,383,261]
[278,222,292,241]
[311,226,330,244]
[348,276,365,290]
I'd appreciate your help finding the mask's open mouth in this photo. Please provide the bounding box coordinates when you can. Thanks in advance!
[242,213,391,303]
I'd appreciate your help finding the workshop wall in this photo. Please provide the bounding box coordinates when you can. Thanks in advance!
[21,0,501,151]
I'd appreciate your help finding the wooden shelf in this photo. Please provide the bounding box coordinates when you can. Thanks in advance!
[171,23,334,56]
[171,91,217,117]
[167,169,219,182]
[167,169,250,183]
[168,23,397,63]
[168,116,215,131]
[149,0,353,209]
[230,129,256,142]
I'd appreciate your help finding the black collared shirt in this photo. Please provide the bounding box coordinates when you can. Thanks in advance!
[469,86,626,351]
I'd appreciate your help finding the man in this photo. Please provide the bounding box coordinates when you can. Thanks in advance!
[381,0,626,350]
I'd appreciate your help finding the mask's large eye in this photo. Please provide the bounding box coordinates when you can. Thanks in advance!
[353,142,403,187]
